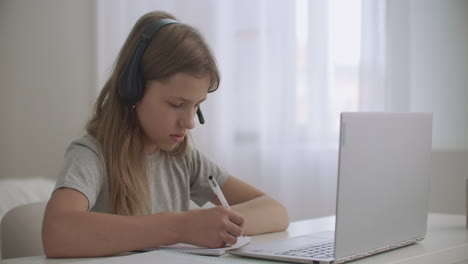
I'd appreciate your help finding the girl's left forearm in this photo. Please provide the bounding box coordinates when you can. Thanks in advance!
[231,195,289,235]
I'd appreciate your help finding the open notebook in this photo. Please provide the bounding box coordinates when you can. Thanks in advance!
[136,236,251,256]
[74,249,258,264]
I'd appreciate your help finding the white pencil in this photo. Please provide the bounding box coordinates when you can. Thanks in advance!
[208,175,230,209]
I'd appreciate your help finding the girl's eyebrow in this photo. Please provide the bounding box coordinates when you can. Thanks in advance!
[169,96,207,104]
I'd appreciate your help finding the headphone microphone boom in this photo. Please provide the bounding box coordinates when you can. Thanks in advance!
[117,18,205,125]
[197,108,205,125]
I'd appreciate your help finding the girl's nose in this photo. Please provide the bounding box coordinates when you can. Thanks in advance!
[179,110,196,130]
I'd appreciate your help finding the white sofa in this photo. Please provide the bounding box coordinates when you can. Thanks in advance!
[0,177,55,259]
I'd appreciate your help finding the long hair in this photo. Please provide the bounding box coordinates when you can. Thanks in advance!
[86,11,220,216]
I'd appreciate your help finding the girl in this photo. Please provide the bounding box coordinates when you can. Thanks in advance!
[42,11,289,258]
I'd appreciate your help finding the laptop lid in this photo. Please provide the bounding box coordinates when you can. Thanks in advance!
[334,112,432,260]
[227,112,433,263]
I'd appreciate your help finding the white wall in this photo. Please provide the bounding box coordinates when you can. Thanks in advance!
[430,151,468,214]
[0,0,96,179]
[409,0,468,214]
[410,0,468,151]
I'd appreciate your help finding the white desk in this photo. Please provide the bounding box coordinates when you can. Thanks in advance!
[1,213,467,264]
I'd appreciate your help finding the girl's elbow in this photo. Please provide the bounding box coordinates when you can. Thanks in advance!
[42,227,58,258]
[277,203,290,231]
[267,197,290,232]
[42,219,67,258]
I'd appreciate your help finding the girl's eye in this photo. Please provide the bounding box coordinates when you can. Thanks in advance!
[169,102,183,108]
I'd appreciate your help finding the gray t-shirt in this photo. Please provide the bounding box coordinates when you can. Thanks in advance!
[54,135,229,213]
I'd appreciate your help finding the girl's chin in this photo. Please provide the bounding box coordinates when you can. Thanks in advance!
[143,144,176,154]
[159,142,180,152]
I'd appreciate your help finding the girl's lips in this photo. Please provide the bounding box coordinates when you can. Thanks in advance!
[170,134,185,143]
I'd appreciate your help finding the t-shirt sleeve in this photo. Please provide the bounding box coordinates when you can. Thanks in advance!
[187,145,230,207]
[53,140,104,210]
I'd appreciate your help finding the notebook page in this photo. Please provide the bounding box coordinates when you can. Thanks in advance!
[154,236,251,256]
[72,250,257,264]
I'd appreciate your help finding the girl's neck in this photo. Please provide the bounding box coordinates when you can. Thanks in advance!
[142,137,158,155]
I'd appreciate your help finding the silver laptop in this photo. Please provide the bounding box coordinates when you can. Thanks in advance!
[228,112,433,264]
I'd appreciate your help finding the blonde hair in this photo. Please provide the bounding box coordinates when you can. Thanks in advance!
[86,11,220,216]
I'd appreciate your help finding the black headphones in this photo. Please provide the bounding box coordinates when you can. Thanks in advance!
[117,18,205,125]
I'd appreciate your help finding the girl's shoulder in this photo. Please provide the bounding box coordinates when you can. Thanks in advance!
[164,139,202,165]
[183,138,203,159]
[66,134,102,158]
[181,139,214,166]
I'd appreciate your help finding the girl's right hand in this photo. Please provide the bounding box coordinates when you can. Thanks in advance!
[178,206,244,248]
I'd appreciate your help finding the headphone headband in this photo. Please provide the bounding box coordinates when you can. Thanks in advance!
[141,19,180,43]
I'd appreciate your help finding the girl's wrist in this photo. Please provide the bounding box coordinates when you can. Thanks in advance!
[149,211,187,245]
[173,210,191,244]
[169,211,189,244]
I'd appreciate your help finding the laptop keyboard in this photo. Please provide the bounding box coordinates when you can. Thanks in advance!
[276,241,334,259]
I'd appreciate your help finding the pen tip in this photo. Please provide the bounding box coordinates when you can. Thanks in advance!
[209,175,213,180]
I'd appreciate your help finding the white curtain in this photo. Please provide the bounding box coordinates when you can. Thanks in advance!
[96,0,401,221]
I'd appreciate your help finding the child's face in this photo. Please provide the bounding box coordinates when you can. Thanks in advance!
[136,72,209,154]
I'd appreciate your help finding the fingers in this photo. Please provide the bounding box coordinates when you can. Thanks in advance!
[207,223,238,247]
[213,207,244,245]
[216,207,244,233]
[222,231,238,245]
[224,209,244,244]
[227,209,245,228]
[226,219,243,237]
[187,207,244,248]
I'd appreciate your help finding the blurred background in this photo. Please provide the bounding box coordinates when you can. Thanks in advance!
[0,0,467,222]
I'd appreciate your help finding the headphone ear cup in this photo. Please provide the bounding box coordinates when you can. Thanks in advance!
[134,68,144,104]
[118,41,147,105]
